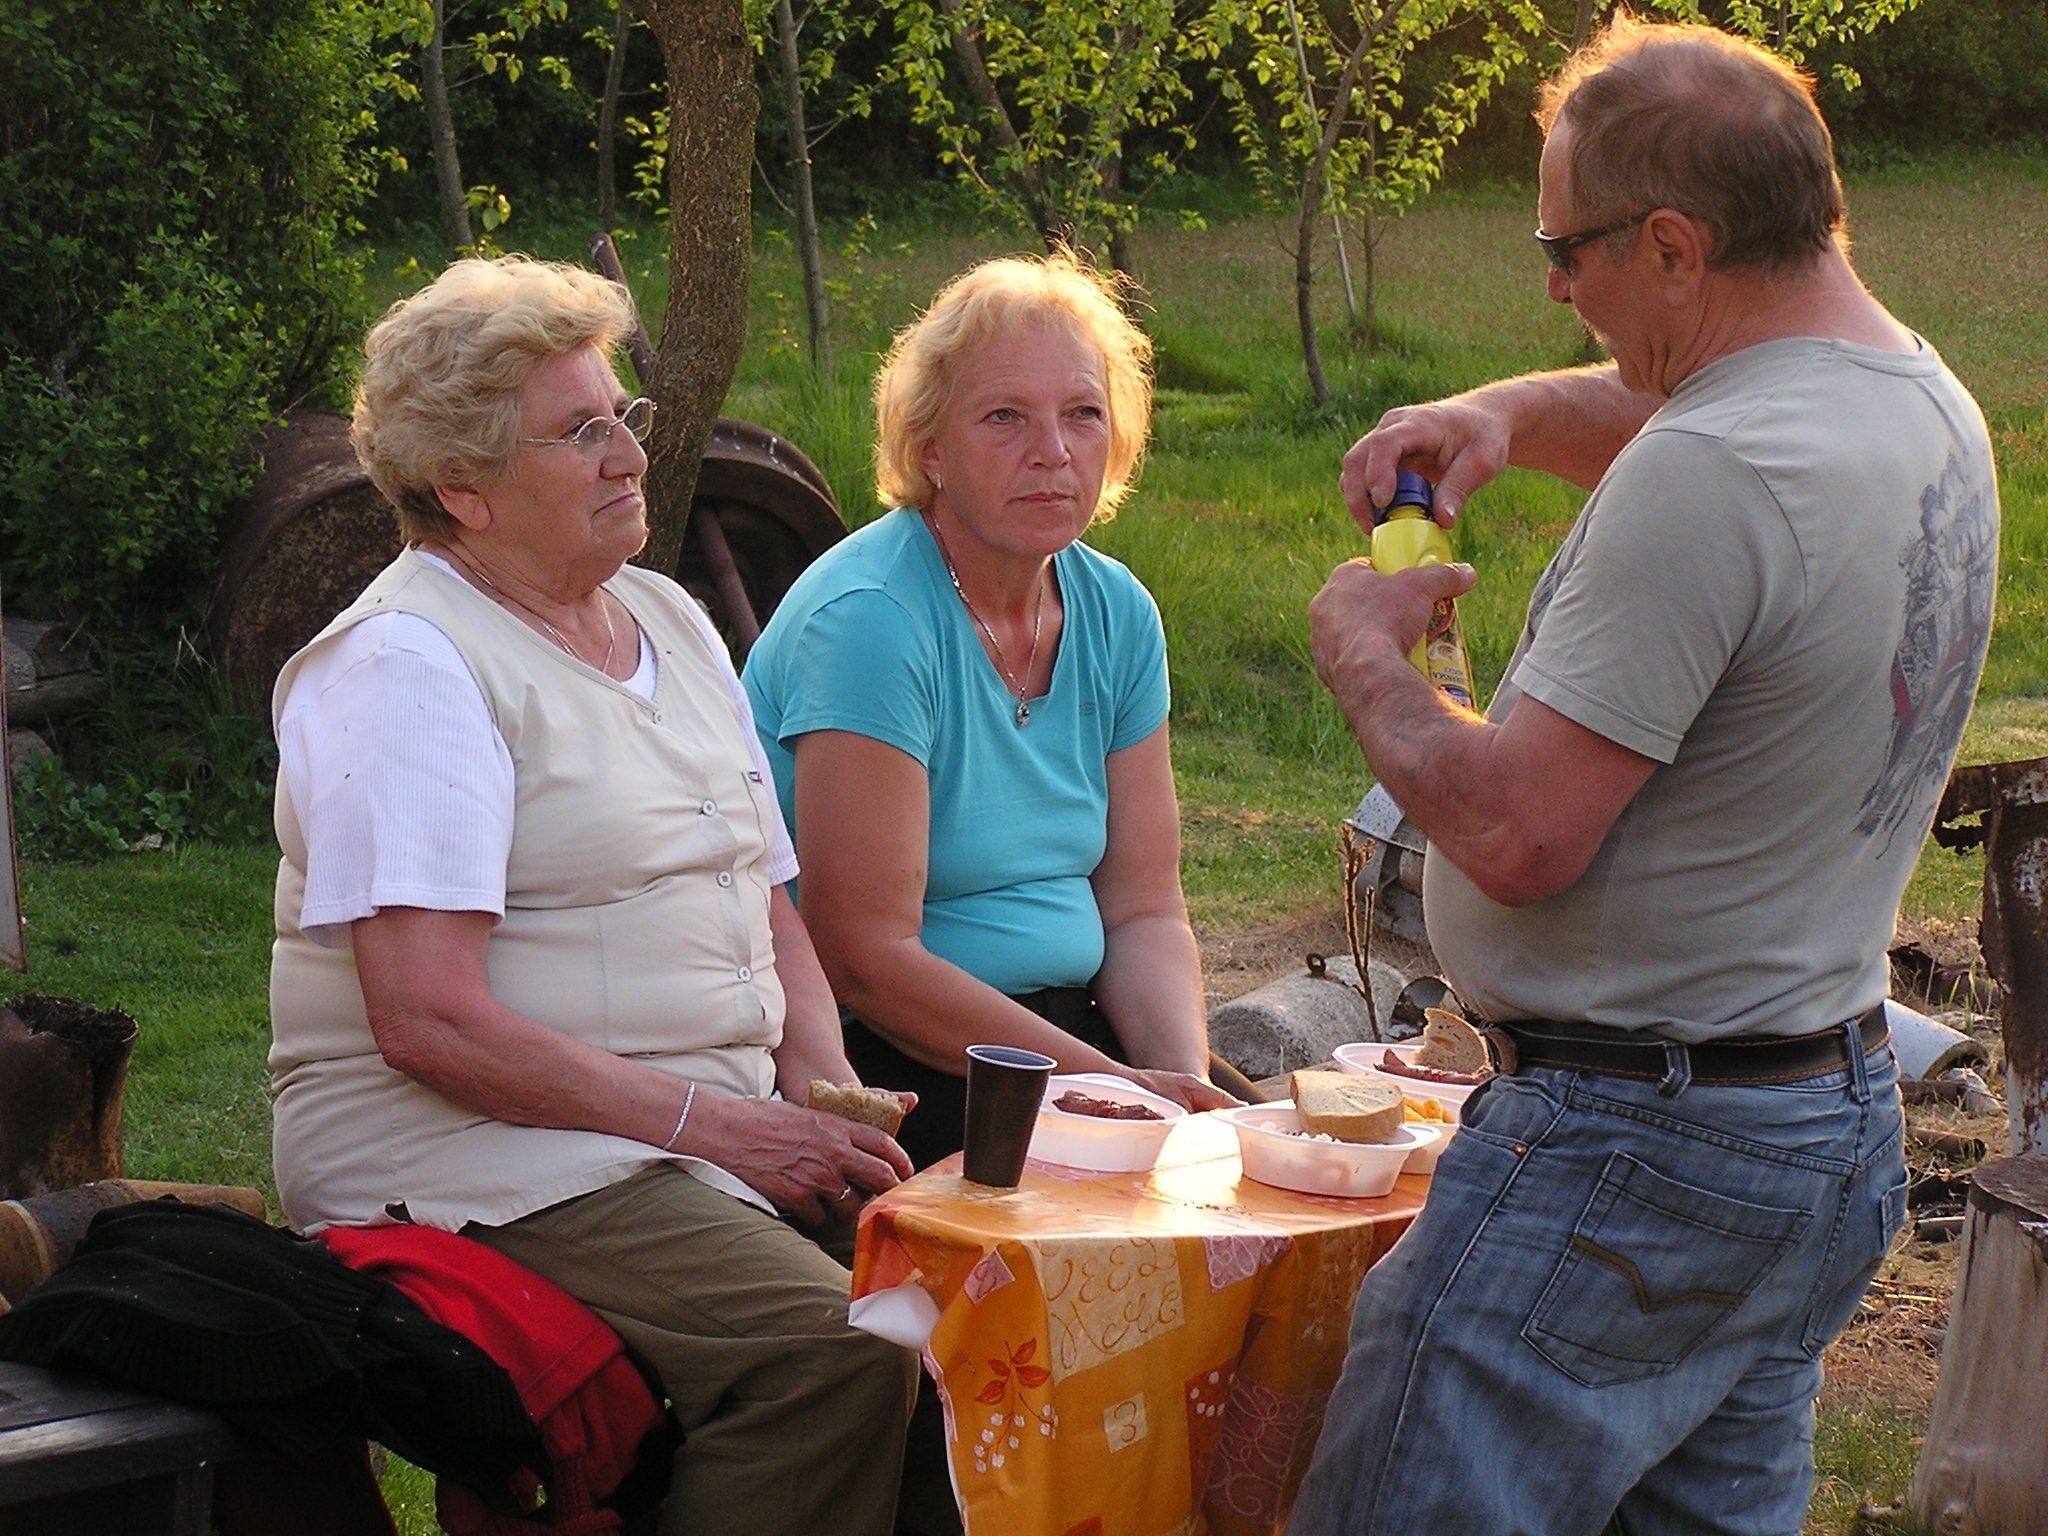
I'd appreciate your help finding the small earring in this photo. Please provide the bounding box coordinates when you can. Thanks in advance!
[931,473,942,492]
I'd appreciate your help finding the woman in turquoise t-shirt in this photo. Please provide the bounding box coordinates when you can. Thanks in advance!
[744,250,1238,1169]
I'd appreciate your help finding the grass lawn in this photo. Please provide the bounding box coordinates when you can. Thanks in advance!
[11,152,2045,1534]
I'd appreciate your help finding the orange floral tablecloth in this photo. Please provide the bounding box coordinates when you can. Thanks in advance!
[851,1113,1426,1536]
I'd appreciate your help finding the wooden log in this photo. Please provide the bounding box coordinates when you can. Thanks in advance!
[0,1182,268,1310]
[1910,1152,2048,1534]
[0,619,102,730]
[1909,1127,1990,1161]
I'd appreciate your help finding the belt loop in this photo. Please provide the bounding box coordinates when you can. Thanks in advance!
[1846,1019,1871,1103]
[1656,1040,1692,1099]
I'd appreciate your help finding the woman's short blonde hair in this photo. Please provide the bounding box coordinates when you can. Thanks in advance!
[351,255,636,541]
[873,249,1153,522]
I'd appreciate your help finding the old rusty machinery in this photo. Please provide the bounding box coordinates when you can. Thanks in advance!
[1936,754,2048,1155]
[208,413,844,715]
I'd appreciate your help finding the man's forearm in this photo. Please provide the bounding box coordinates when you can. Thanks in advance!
[1475,363,1652,490]
[1342,362,1655,526]
[1324,631,1522,884]
[1313,569,1655,909]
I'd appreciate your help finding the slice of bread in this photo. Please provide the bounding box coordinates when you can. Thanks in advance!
[1415,1009,1489,1076]
[1290,1070,1405,1144]
[807,1080,909,1137]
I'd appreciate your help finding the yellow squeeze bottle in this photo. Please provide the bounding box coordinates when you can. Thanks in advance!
[1370,471,1476,709]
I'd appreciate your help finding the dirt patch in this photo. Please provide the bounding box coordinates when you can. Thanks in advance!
[1823,1249,1955,1420]
[1196,906,1353,1006]
[1196,903,1440,1008]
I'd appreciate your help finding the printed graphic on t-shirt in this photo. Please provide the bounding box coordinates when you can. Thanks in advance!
[1856,451,1999,851]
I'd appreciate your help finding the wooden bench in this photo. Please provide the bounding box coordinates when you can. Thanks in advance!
[0,1361,241,1536]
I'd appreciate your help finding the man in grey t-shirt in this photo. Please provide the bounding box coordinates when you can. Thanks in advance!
[1291,18,1997,1536]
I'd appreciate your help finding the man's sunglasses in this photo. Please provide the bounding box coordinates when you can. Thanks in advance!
[1533,212,1650,273]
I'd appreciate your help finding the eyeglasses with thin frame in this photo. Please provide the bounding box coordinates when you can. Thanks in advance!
[1533,212,1650,274]
[520,396,655,458]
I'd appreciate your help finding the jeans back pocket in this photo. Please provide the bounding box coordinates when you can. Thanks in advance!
[1523,1152,1812,1387]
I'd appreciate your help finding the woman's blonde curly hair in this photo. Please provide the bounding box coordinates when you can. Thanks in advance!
[351,255,635,542]
[873,247,1153,523]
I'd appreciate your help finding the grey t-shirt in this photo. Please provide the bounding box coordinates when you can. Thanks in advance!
[1425,336,1999,1041]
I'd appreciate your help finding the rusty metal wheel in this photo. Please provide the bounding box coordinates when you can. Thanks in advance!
[210,413,847,718]
[675,418,845,662]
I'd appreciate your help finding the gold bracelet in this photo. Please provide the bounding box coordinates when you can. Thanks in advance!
[662,1080,697,1152]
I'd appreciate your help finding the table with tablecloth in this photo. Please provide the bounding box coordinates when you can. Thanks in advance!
[850,1112,1427,1536]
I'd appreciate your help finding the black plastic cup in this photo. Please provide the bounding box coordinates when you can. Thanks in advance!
[961,1044,1057,1187]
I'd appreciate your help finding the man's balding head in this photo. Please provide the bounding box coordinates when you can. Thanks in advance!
[1539,16,1845,272]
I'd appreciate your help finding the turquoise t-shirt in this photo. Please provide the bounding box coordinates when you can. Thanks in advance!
[742,507,1170,995]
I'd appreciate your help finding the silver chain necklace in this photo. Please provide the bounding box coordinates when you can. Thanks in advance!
[458,555,617,675]
[927,515,1044,727]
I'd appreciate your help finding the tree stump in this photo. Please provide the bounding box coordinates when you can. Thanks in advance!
[0,998,138,1201]
[1910,1152,2048,1534]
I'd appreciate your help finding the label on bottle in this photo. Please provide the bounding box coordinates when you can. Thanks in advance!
[1422,599,1476,709]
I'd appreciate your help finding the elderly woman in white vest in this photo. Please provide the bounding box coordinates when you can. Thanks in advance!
[266,255,916,1536]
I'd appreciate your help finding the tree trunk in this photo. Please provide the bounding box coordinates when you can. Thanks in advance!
[597,3,632,233]
[1936,755,2048,1154]
[424,0,473,250]
[1360,207,1377,347]
[773,0,830,372]
[1100,151,1130,276]
[1295,190,1330,406]
[628,0,758,576]
[1,1181,268,1307]
[1569,0,1605,52]
[1911,1153,2048,1534]
[1287,3,1392,403]
[936,0,1061,242]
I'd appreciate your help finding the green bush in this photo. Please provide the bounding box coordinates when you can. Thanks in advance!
[10,643,279,861]
[0,242,278,623]
[1816,0,2048,154]
[0,0,381,632]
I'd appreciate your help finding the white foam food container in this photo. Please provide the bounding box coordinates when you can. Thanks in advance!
[1334,1038,1426,1073]
[1219,1102,1440,1199]
[1397,1103,1459,1174]
[1333,1039,1488,1110]
[1030,1073,1186,1172]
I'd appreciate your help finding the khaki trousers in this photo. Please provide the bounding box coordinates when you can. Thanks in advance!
[468,1163,917,1536]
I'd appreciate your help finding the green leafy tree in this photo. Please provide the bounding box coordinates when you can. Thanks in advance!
[1622,0,1922,84]
[746,0,882,369]
[378,0,579,246]
[1220,0,1545,402]
[0,0,385,632]
[1221,0,1931,403]
[871,0,1223,269]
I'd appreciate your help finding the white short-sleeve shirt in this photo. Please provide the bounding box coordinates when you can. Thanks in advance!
[277,551,797,949]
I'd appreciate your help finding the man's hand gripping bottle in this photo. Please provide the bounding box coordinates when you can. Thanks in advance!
[1370,471,1476,709]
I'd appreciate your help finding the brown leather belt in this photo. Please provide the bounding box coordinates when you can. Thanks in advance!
[1486,1006,1889,1096]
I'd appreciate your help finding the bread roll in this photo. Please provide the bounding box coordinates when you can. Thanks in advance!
[1290,1071,1405,1144]
[1415,1010,1489,1075]
[807,1080,909,1137]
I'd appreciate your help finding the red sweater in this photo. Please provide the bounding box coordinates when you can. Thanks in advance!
[321,1225,670,1534]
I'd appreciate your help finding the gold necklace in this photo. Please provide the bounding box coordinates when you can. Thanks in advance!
[458,555,617,675]
[927,515,1044,727]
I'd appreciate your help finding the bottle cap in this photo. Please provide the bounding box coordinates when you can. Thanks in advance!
[1376,470,1435,524]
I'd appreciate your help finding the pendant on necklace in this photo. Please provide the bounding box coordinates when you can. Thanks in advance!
[1015,699,1031,728]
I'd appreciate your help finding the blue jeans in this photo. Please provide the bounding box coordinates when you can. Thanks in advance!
[1287,1035,1907,1536]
